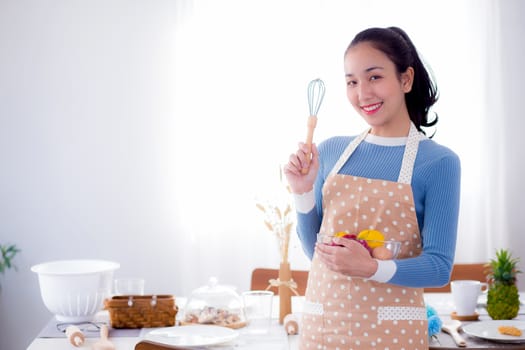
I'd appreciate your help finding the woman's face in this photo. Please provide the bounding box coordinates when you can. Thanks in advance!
[344,42,413,136]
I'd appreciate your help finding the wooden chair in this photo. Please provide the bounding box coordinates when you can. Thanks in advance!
[250,268,309,296]
[424,263,488,293]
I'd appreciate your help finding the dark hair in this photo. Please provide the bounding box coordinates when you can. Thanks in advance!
[346,27,439,135]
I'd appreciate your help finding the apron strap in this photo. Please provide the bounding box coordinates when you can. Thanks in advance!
[330,123,425,184]
[397,123,425,184]
[330,128,369,176]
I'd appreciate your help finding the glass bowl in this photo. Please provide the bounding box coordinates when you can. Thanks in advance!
[317,233,401,260]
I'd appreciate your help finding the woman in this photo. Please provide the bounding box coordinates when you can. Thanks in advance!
[284,27,461,349]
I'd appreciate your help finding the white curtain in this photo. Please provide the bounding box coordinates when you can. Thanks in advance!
[166,0,525,292]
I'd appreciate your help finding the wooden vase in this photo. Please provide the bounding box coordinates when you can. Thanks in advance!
[278,261,292,324]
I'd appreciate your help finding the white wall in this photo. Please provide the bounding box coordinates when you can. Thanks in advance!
[0,2,311,349]
[1,1,524,350]
[0,1,201,348]
[498,0,525,290]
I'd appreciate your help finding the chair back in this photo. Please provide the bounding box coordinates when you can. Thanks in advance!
[424,263,488,293]
[250,268,309,296]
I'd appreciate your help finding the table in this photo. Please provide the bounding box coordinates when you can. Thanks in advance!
[27,297,302,350]
[29,319,290,350]
[28,293,525,350]
[424,292,525,350]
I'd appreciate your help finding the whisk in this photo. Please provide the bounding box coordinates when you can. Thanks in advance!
[302,78,326,174]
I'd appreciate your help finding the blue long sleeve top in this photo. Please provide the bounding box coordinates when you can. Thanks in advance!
[296,134,461,288]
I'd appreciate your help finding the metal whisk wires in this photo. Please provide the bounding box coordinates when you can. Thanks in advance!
[308,79,326,117]
[301,78,326,175]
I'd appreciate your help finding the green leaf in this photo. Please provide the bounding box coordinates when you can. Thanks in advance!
[0,243,20,278]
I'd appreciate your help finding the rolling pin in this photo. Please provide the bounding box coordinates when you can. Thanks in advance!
[65,325,85,347]
[283,313,300,335]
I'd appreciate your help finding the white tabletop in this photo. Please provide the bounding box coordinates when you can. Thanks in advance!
[29,325,292,350]
[28,296,303,350]
[27,293,525,350]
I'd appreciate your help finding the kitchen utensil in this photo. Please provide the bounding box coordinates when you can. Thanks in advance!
[284,313,299,335]
[462,320,525,343]
[91,325,115,350]
[317,234,402,259]
[451,279,488,316]
[301,78,325,174]
[441,319,467,347]
[181,277,246,329]
[242,290,273,334]
[31,259,119,322]
[65,325,85,347]
[105,295,177,328]
[144,325,239,347]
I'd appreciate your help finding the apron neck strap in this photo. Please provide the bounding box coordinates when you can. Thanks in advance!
[330,122,424,184]
[398,123,424,184]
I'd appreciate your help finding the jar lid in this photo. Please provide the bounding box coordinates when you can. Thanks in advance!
[182,277,246,328]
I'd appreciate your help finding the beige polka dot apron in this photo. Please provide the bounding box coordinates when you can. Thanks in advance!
[300,123,429,350]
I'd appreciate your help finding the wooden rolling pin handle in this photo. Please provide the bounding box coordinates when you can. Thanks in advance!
[283,313,299,335]
[65,325,85,347]
[100,324,109,341]
[301,115,318,174]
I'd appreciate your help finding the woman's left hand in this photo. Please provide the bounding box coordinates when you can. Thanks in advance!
[315,238,378,278]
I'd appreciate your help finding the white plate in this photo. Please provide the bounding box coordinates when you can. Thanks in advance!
[145,325,239,347]
[462,320,525,343]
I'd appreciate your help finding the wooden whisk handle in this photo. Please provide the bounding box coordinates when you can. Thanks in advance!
[301,115,318,174]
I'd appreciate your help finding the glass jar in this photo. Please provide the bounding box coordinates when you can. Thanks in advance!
[182,277,246,328]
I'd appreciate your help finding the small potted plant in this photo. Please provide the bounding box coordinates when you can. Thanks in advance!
[0,243,20,288]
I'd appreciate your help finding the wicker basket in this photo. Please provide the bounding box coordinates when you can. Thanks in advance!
[105,295,178,329]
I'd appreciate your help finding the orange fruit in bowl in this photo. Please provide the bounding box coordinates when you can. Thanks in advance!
[372,246,393,260]
[357,229,385,249]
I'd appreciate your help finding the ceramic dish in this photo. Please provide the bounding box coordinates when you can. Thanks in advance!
[145,325,239,347]
[462,320,525,343]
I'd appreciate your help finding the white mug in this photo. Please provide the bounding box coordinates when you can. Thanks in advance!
[450,280,488,316]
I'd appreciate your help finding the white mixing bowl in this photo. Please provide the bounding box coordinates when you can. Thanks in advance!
[32,259,120,322]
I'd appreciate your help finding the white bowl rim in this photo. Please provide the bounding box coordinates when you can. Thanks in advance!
[31,259,120,275]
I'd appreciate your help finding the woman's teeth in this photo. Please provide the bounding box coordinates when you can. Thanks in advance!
[362,103,382,112]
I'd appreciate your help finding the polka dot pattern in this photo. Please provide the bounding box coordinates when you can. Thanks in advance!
[299,124,428,350]
[377,306,427,322]
[398,124,426,184]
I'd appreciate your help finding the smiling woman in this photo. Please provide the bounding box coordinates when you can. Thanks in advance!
[0,1,524,350]
[168,0,519,278]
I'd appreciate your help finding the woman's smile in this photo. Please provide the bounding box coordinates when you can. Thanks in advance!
[361,102,383,115]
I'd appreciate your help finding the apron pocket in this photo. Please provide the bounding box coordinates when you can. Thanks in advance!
[377,306,426,323]
[303,301,324,315]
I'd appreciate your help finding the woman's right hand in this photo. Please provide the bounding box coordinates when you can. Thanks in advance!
[283,142,319,194]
